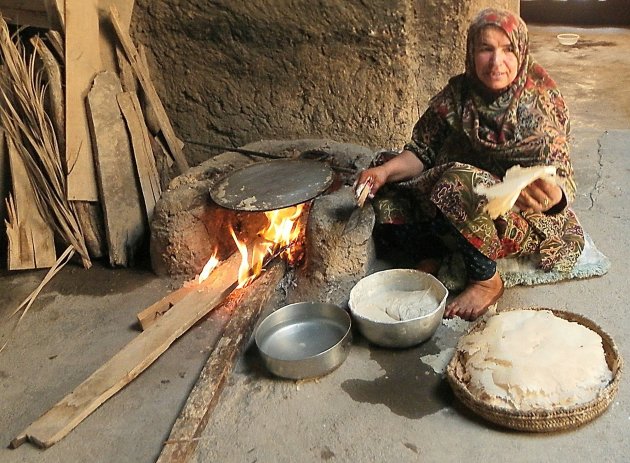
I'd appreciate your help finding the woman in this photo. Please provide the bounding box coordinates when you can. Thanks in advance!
[356,8,584,321]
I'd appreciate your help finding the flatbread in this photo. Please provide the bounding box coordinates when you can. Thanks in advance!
[458,309,612,411]
[475,165,557,219]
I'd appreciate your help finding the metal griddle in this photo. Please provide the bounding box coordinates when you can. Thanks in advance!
[210,159,334,211]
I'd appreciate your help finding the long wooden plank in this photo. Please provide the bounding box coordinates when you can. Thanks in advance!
[11,252,242,450]
[87,71,145,267]
[157,260,285,463]
[5,138,56,270]
[137,285,193,331]
[117,91,162,222]
[65,0,101,201]
[109,5,189,174]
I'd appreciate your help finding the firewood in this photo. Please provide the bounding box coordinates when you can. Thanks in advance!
[109,5,190,174]
[86,71,145,267]
[157,260,286,463]
[65,0,101,201]
[96,1,134,72]
[11,252,242,450]
[72,201,106,259]
[136,285,193,331]
[137,44,161,135]
[5,138,56,270]
[116,47,137,93]
[117,91,162,222]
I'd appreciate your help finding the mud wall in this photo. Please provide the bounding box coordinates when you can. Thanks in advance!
[132,1,518,166]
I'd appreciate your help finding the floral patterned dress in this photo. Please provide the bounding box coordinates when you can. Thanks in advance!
[377,8,584,273]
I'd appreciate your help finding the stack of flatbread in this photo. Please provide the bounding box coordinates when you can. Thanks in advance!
[457,309,613,411]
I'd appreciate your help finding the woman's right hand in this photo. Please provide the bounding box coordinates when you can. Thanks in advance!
[354,149,425,198]
[355,165,389,199]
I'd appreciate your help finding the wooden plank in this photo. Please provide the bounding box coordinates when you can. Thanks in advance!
[44,0,64,31]
[151,135,176,191]
[72,201,106,259]
[0,0,45,10]
[87,71,145,267]
[137,44,160,135]
[0,0,50,28]
[157,260,285,463]
[137,285,193,331]
[65,0,101,201]
[96,1,134,74]
[117,91,162,222]
[116,47,137,93]
[5,138,56,270]
[109,5,190,175]
[11,252,242,450]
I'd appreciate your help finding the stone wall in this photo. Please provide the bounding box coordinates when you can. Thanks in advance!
[132,1,518,166]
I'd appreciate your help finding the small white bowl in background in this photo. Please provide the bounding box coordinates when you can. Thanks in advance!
[557,33,579,46]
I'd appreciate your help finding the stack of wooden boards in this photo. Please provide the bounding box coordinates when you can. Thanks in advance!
[0,0,189,270]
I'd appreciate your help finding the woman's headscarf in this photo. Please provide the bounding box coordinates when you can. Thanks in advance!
[433,7,573,191]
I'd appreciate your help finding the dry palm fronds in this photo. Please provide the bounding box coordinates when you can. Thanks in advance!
[0,17,92,352]
[0,17,90,268]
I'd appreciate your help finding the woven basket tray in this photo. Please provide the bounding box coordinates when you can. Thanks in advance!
[446,307,623,432]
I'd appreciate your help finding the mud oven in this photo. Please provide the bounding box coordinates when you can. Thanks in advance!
[150,140,379,307]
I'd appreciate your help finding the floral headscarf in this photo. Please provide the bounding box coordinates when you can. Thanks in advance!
[464,8,529,86]
[431,8,575,199]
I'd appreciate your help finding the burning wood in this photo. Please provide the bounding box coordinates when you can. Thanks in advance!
[138,204,306,330]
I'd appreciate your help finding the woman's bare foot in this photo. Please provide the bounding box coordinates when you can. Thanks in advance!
[444,271,504,321]
[416,258,441,276]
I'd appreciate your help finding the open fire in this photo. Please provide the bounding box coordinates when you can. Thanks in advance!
[198,204,307,288]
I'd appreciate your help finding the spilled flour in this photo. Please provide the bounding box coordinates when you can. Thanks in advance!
[420,348,455,374]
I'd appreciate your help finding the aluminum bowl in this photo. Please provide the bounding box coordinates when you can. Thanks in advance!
[255,302,352,379]
[348,269,448,348]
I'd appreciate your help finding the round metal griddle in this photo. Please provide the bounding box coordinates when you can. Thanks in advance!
[210,159,334,211]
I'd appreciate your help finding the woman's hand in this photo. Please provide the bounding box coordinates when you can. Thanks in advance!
[515,179,564,213]
[355,166,388,199]
[354,150,425,198]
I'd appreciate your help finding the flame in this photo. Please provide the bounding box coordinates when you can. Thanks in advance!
[230,204,305,288]
[197,250,219,284]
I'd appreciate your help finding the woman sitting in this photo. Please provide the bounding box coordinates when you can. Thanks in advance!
[356,8,584,321]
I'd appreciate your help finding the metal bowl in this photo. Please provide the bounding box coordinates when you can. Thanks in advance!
[348,269,448,348]
[255,302,352,379]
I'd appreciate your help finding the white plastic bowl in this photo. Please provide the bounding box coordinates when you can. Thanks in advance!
[557,33,579,46]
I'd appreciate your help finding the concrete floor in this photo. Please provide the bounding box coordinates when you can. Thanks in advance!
[1,25,630,463]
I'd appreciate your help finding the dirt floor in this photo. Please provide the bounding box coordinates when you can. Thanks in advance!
[1,25,630,463]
